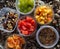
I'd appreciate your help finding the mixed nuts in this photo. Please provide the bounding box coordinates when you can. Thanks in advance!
[3,11,18,31]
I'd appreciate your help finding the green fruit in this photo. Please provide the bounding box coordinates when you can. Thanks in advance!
[17,0,34,13]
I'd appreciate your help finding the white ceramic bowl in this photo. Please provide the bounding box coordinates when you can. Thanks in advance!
[36,26,59,48]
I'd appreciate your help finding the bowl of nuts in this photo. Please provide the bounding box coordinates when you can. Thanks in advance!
[0,8,19,32]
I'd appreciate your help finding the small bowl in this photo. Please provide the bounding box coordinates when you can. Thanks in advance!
[17,16,37,36]
[0,7,19,33]
[15,0,35,15]
[34,5,54,25]
[5,34,26,49]
[36,26,59,48]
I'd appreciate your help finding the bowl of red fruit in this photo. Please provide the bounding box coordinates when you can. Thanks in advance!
[17,16,37,36]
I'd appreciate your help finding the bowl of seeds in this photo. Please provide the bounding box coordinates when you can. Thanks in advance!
[36,26,59,48]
